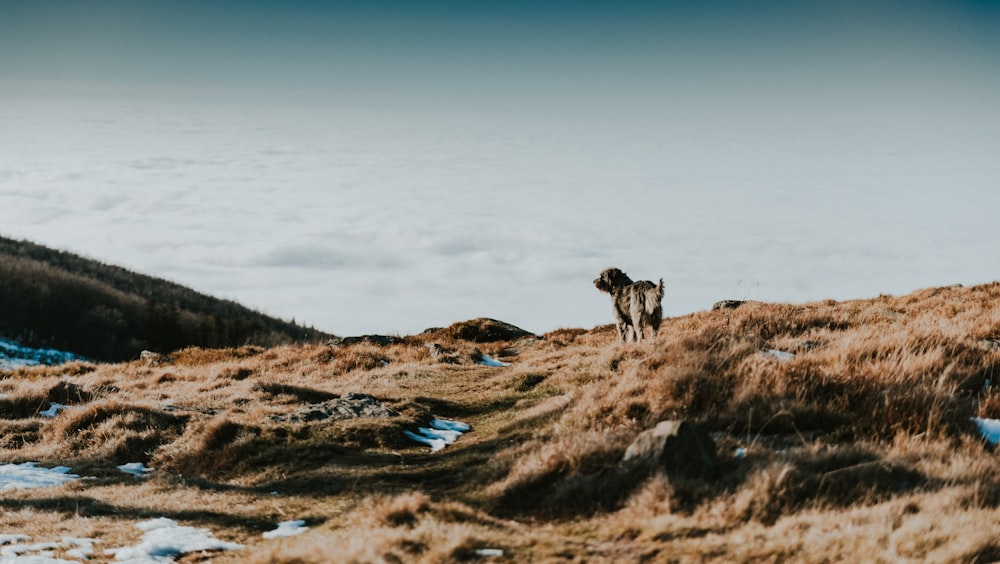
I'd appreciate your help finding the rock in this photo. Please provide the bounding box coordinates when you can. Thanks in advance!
[140,350,173,366]
[335,335,402,346]
[270,392,399,423]
[712,300,746,311]
[622,420,717,480]
[424,343,448,359]
[978,339,1000,352]
[423,343,462,364]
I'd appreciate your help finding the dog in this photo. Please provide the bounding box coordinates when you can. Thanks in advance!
[594,268,665,343]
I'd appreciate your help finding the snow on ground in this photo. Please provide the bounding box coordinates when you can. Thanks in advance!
[479,354,510,367]
[405,418,471,452]
[0,468,244,563]
[0,463,82,491]
[39,403,68,418]
[762,349,796,361]
[62,538,97,561]
[973,418,1000,445]
[117,463,153,477]
[104,518,242,563]
[262,520,308,539]
[0,535,95,562]
[0,338,87,370]
[429,419,471,433]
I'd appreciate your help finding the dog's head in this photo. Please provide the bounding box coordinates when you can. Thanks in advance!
[594,268,631,294]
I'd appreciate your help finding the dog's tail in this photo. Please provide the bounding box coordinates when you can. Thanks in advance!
[644,278,665,314]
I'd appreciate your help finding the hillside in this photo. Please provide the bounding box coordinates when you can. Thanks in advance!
[1,285,1000,561]
[0,236,331,361]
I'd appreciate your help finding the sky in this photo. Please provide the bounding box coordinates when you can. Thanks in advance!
[2,1,1000,336]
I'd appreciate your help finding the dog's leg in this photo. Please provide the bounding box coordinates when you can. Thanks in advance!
[629,302,644,343]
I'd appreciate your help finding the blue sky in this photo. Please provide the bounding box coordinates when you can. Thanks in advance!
[6,1,997,103]
[2,1,1000,335]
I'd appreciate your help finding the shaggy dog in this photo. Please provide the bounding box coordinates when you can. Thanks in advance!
[594,268,665,343]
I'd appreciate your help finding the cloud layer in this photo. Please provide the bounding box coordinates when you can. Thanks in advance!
[1,2,999,335]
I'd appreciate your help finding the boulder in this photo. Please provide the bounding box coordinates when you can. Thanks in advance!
[140,350,173,366]
[622,420,717,480]
[712,300,746,311]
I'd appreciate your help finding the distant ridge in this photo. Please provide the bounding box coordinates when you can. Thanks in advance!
[0,236,333,361]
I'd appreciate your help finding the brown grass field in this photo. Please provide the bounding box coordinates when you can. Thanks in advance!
[3,283,1000,562]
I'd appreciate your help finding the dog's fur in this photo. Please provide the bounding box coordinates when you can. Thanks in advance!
[594,268,664,343]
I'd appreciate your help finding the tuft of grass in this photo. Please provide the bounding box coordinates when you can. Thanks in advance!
[39,401,187,465]
[372,492,433,527]
[489,429,634,516]
[156,415,263,478]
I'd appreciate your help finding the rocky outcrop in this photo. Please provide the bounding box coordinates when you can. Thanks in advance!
[334,335,403,347]
[270,392,399,423]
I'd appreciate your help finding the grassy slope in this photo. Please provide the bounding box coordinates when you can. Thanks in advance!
[0,236,332,360]
[2,285,1000,562]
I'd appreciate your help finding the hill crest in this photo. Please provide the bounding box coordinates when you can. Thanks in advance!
[0,236,332,361]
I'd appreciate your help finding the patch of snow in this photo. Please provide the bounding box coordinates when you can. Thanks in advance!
[403,430,447,452]
[0,358,37,371]
[0,338,87,369]
[262,520,308,539]
[62,537,97,560]
[475,548,505,557]
[405,418,471,452]
[39,403,68,418]
[0,536,94,562]
[104,518,242,563]
[0,463,81,491]
[0,542,59,559]
[973,418,1000,445]
[479,354,510,367]
[117,463,153,477]
[431,418,471,433]
[762,349,795,361]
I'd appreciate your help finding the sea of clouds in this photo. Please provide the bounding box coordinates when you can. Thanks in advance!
[2,93,998,336]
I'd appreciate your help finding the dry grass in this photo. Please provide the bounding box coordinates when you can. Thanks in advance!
[3,284,1000,561]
